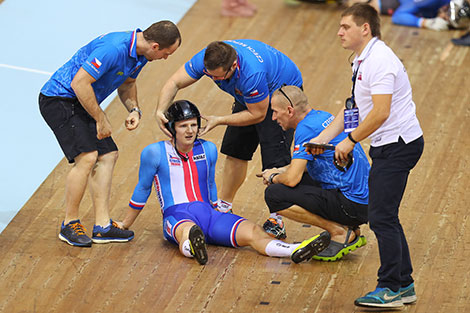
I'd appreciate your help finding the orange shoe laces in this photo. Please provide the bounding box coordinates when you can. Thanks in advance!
[70,222,87,235]
[267,218,283,227]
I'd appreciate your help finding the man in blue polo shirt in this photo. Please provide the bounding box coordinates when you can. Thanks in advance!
[156,39,303,222]
[259,86,370,261]
[39,21,181,247]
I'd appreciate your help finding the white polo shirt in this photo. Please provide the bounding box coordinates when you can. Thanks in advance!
[352,38,423,147]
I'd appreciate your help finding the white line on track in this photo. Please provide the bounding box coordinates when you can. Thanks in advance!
[0,63,52,76]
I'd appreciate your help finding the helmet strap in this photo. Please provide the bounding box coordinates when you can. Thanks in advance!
[173,137,189,162]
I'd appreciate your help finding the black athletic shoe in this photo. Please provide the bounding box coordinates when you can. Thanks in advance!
[189,225,208,265]
[291,231,331,263]
[59,219,92,247]
[92,219,134,243]
[452,32,470,46]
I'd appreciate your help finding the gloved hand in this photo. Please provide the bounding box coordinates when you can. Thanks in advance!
[423,17,450,31]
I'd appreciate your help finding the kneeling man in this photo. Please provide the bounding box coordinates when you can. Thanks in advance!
[260,86,370,261]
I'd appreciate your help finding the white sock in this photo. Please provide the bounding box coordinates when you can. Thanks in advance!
[265,240,300,257]
[217,200,233,213]
[181,239,193,258]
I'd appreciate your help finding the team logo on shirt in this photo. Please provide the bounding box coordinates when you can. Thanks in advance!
[322,115,334,129]
[247,89,264,99]
[169,156,181,166]
[91,58,102,70]
[294,144,300,152]
[192,153,206,161]
[227,40,264,63]
[116,71,124,76]
[357,71,362,81]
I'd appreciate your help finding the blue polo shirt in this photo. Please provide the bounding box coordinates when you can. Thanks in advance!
[184,39,303,106]
[41,29,147,104]
[293,110,370,204]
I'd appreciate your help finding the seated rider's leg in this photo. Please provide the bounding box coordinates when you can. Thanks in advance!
[174,221,197,257]
[164,201,212,261]
[235,220,299,257]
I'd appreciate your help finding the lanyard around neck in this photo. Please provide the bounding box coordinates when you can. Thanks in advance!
[349,38,379,103]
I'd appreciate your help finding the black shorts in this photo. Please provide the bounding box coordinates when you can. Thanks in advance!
[39,93,118,163]
[220,100,294,170]
[264,174,368,227]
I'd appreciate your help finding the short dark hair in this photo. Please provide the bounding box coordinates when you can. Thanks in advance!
[203,41,237,71]
[342,3,381,39]
[143,20,181,49]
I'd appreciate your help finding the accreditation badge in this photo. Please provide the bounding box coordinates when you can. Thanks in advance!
[344,97,359,133]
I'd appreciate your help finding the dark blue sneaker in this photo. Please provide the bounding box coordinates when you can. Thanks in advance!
[59,219,92,247]
[400,283,417,304]
[451,32,470,46]
[92,219,134,243]
[354,287,404,308]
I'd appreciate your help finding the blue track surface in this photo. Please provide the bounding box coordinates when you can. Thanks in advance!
[0,0,196,233]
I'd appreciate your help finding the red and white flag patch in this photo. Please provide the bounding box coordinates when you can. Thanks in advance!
[91,57,102,69]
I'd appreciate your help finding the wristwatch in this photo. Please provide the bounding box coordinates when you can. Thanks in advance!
[348,132,358,144]
[130,107,142,118]
[269,173,279,184]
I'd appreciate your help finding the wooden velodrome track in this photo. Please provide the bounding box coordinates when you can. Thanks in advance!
[1,0,469,312]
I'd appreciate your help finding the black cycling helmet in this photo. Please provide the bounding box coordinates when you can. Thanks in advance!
[164,100,201,136]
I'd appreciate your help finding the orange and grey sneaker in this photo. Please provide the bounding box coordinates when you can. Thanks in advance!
[58,219,92,247]
[189,225,208,265]
[263,217,287,239]
[92,219,134,244]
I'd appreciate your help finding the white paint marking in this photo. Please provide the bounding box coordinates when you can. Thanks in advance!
[0,63,52,76]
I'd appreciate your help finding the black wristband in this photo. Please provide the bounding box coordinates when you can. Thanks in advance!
[269,173,279,184]
[348,133,358,144]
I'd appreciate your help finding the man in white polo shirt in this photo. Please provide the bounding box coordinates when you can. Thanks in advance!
[305,3,424,309]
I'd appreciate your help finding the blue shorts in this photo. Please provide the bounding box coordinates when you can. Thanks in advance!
[162,201,246,247]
